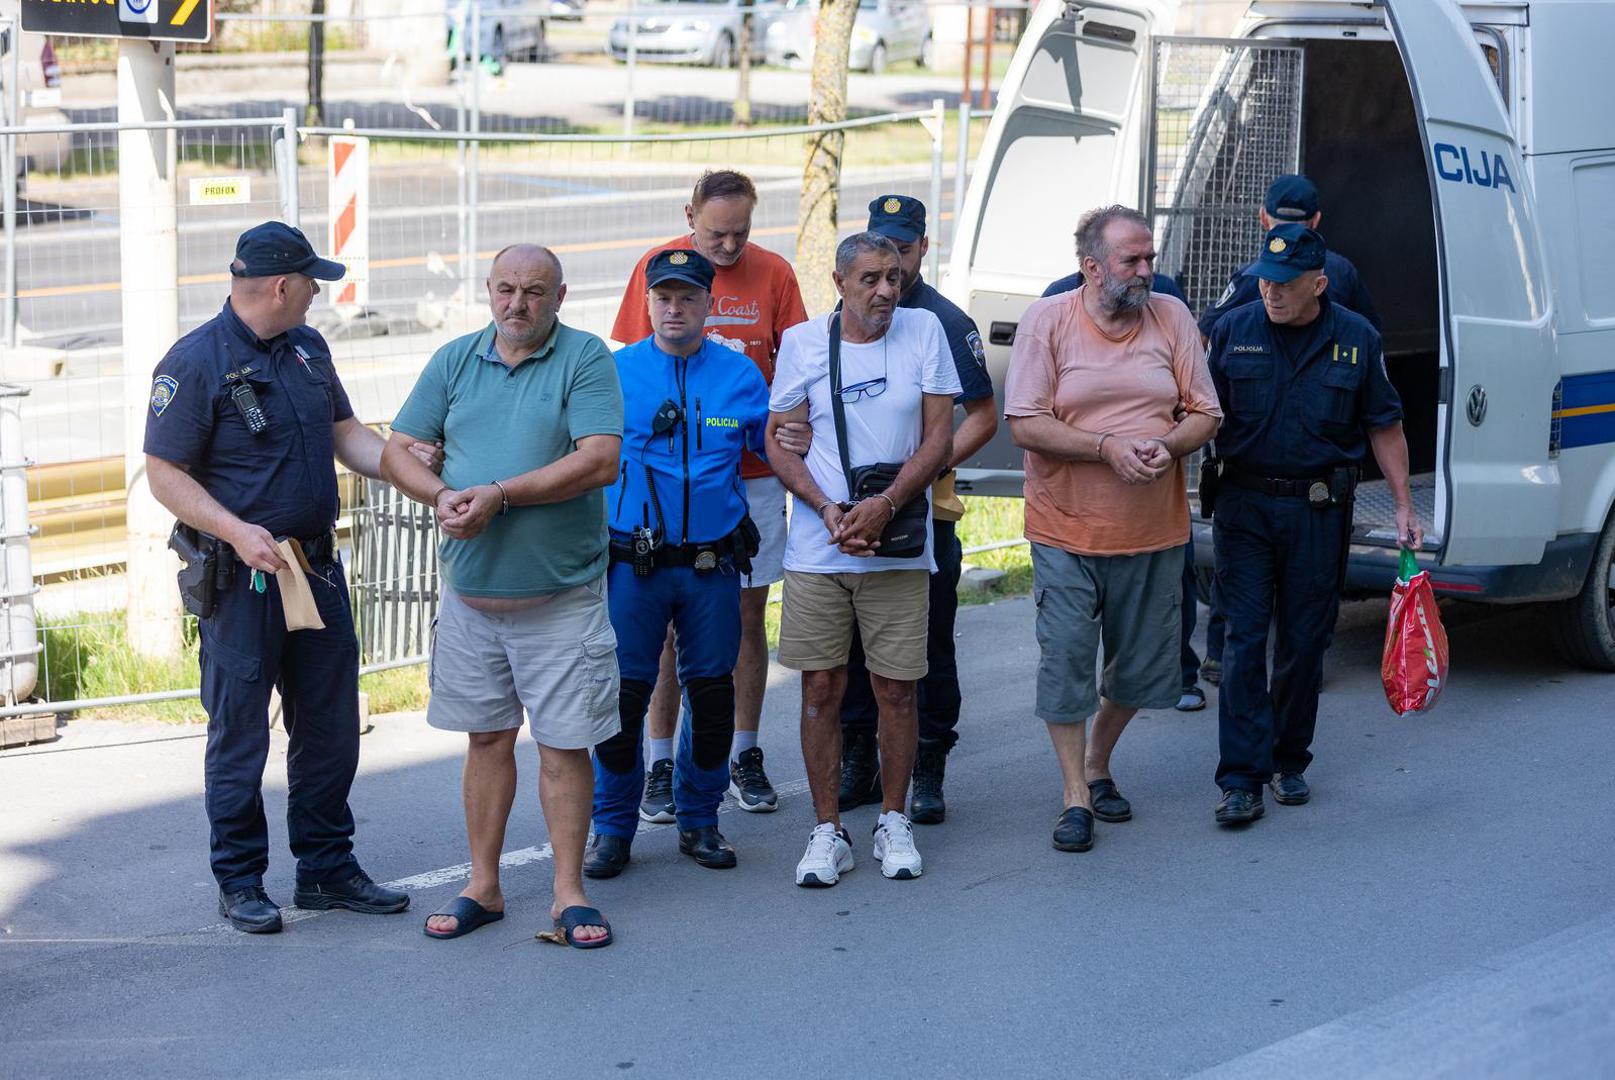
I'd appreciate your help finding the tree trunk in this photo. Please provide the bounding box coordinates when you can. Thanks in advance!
[306,0,326,128]
[794,0,858,315]
[735,9,754,127]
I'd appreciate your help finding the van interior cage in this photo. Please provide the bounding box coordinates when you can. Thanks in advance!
[349,477,439,669]
[1146,37,1306,318]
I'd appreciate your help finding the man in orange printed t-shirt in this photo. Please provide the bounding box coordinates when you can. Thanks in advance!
[1004,205,1221,856]
[604,170,808,836]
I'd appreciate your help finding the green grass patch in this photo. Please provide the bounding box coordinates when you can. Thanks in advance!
[37,611,205,723]
[360,664,430,715]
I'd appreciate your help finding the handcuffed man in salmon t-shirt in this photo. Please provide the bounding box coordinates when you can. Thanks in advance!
[606,170,809,837]
[1004,205,1221,856]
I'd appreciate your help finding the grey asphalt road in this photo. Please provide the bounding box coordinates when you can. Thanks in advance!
[2,592,1612,1077]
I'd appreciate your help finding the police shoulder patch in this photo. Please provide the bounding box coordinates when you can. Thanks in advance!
[150,375,179,417]
[1215,279,1237,309]
[965,330,986,369]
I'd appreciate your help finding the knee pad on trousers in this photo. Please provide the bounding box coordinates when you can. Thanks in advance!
[684,675,735,771]
[596,678,654,774]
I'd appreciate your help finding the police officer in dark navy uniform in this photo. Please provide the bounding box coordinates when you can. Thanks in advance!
[779,195,998,825]
[585,249,770,877]
[1198,174,1382,341]
[145,222,437,932]
[1206,224,1421,826]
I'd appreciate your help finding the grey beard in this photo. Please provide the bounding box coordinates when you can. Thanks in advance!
[1101,275,1151,313]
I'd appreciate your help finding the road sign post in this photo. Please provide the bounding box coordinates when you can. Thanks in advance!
[119,40,183,659]
[328,132,370,315]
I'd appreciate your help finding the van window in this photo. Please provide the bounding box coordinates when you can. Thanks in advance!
[1571,160,1615,320]
[973,117,1118,280]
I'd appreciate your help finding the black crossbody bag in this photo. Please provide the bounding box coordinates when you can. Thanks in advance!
[827,314,929,559]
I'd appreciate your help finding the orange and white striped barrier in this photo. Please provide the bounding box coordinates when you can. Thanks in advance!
[327,134,370,312]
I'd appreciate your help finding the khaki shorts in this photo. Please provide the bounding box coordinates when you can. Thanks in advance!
[427,578,621,750]
[777,569,929,680]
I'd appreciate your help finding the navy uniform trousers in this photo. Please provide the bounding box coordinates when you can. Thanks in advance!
[200,551,361,892]
[1212,485,1347,792]
[841,517,963,749]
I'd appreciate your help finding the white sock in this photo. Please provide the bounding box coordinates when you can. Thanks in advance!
[649,737,673,764]
[730,729,759,758]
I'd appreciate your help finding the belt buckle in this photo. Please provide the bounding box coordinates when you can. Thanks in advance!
[1307,481,1331,507]
[693,549,718,572]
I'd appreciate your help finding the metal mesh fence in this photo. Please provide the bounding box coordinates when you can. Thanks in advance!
[1148,37,1304,316]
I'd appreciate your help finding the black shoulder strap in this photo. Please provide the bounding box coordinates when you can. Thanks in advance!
[827,313,857,497]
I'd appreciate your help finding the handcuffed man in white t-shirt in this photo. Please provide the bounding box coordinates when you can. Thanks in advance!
[764,232,960,887]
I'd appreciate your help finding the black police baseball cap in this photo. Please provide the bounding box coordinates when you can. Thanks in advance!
[645,248,716,292]
[867,194,926,243]
[1263,174,1319,221]
[231,221,346,280]
[1251,223,1327,284]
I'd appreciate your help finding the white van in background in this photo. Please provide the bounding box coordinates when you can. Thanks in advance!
[943,0,1615,670]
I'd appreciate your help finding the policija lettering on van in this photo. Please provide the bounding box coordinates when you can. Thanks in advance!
[1433,144,1516,191]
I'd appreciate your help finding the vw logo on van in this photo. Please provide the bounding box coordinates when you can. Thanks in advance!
[1466,385,1488,427]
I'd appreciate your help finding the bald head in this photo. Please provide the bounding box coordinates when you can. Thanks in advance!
[487,244,567,358]
[490,244,563,283]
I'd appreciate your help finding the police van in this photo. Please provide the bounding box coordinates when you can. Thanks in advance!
[942,0,1615,670]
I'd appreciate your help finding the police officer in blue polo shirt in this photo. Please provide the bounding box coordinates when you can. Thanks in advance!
[825,195,998,825]
[1206,224,1421,827]
[1198,174,1382,340]
[585,249,771,877]
[144,222,433,932]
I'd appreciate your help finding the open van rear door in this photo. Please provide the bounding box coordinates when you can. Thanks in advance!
[1386,0,1557,565]
[945,0,1173,492]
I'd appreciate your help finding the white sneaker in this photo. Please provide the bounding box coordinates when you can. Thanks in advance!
[873,811,923,880]
[795,822,854,887]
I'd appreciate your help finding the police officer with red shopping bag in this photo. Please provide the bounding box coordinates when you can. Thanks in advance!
[1204,224,1422,827]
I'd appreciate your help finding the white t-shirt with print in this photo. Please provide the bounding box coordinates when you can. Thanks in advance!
[769,307,963,574]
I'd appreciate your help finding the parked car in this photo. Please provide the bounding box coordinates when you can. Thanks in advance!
[764,0,932,74]
[0,30,68,177]
[445,0,547,68]
[607,0,772,68]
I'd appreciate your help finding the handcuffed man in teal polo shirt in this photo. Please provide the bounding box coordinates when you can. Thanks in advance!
[381,243,625,949]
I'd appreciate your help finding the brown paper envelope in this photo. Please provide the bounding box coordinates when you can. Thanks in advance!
[274,538,327,632]
[931,472,967,523]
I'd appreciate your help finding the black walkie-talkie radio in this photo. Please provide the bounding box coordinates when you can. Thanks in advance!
[231,381,269,435]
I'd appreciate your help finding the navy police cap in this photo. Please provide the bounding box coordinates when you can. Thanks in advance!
[645,248,716,292]
[231,221,346,280]
[1251,223,1327,284]
[867,194,926,243]
[1263,174,1319,222]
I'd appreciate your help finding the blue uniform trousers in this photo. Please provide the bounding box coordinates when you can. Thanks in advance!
[200,554,361,892]
[593,560,741,839]
[840,518,963,749]
[1212,486,1346,792]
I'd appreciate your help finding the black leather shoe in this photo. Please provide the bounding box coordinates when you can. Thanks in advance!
[1052,806,1094,852]
[1270,772,1311,805]
[293,870,410,914]
[838,731,883,812]
[218,885,283,934]
[678,825,738,869]
[583,834,632,879]
[1215,787,1265,825]
[1087,778,1132,822]
[1200,659,1222,686]
[909,740,948,825]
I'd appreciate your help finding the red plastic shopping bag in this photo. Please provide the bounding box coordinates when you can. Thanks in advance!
[1381,548,1450,715]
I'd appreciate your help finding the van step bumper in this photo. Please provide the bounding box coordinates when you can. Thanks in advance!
[1189,521,1597,605]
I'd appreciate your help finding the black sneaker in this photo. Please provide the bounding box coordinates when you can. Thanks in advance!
[908,740,947,825]
[639,758,676,824]
[728,746,778,813]
[1200,659,1223,686]
[1270,772,1311,805]
[838,731,882,812]
[1215,787,1265,825]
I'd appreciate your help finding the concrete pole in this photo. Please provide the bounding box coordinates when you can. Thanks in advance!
[119,40,183,659]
